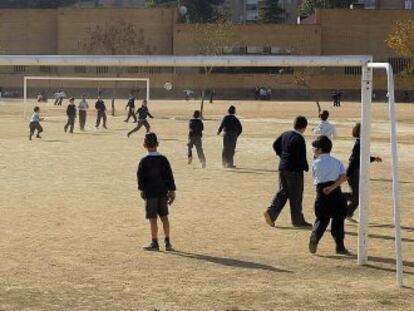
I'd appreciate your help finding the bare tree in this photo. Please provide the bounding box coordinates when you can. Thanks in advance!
[79,20,148,114]
[193,18,235,117]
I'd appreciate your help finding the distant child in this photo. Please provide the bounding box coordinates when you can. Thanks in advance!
[64,97,77,134]
[345,122,382,221]
[128,100,153,138]
[217,105,242,168]
[124,95,137,123]
[309,135,349,255]
[95,96,107,129]
[188,110,206,168]
[137,132,176,251]
[78,94,89,131]
[29,106,43,140]
[312,110,336,139]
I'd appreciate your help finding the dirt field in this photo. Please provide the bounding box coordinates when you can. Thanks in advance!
[0,99,413,310]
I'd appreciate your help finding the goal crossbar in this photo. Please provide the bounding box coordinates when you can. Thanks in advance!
[0,54,401,287]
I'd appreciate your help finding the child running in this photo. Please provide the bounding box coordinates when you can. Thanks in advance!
[188,110,206,168]
[29,106,43,140]
[309,135,349,255]
[137,132,176,251]
[124,95,137,123]
[64,97,77,134]
[128,100,153,138]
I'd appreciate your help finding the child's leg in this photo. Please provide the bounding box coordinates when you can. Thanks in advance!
[195,137,206,164]
[187,138,194,159]
[347,170,359,217]
[144,120,150,133]
[127,121,142,137]
[312,217,330,242]
[37,124,43,137]
[29,123,35,140]
[331,215,346,251]
[149,217,158,240]
[160,216,170,239]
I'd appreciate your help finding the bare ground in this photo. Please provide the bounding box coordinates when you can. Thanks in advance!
[0,99,413,310]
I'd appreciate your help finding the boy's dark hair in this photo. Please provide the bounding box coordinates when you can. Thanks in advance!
[193,110,201,118]
[352,122,361,138]
[69,97,75,102]
[312,135,332,153]
[320,110,329,121]
[228,105,236,114]
[144,132,158,147]
[294,115,308,130]
[34,106,40,112]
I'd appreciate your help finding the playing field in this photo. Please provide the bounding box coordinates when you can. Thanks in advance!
[0,99,413,310]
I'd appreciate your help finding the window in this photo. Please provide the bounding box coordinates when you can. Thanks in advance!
[39,66,57,73]
[74,66,86,74]
[344,66,362,75]
[96,66,109,74]
[14,66,26,73]
[127,67,139,73]
[388,58,411,74]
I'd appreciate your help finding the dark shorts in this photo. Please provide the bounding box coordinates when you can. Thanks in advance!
[145,197,169,219]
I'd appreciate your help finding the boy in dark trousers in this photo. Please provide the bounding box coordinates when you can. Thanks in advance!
[95,96,107,129]
[217,105,242,168]
[345,122,382,222]
[309,135,349,255]
[137,132,176,251]
[264,116,312,228]
[124,95,137,123]
[128,100,153,138]
[64,97,77,134]
[188,110,206,168]
[29,106,43,140]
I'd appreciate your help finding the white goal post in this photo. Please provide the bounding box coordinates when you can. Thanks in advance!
[23,76,150,119]
[0,54,403,287]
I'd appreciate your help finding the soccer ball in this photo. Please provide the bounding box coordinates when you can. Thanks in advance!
[164,82,173,91]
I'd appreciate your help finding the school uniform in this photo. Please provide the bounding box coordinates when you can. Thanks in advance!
[312,120,336,139]
[78,99,89,130]
[188,118,206,165]
[266,130,309,226]
[29,112,43,139]
[125,98,137,123]
[344,138,376,217]
[135,106,153,132]
[137,152,176,219]
[64,103,77,133]
[311,154,347,250]
[217,114,242,168]
[95,99,107,128]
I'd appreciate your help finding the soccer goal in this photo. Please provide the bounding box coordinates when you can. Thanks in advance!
[0,54,403,287]
[23,76,150,120]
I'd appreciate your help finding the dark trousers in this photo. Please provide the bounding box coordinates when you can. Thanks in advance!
[312,182,347,248]
[96,111,107,128]
[64,116,75,133]
[54,97,63,106]
[343,169,359,217]
[188,136,206,163]
[222,131,238,167]
[128,119,150,136]
[29,121,43,137]
[125,108,137,122]
[267,170,306,225]
[79,110,87,130]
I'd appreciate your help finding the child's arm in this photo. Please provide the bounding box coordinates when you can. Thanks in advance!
[323,174,347,195]
[137,161,146,199]
[148,110,154,119]
[163,158,176,205]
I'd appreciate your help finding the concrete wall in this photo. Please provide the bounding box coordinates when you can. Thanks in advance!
[317,9,414,59]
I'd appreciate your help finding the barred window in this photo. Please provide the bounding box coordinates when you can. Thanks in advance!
[344,66,362,75]
[388,58,411,74]
[14,65,26,73]
[96,66,109,74]
[39,66,57,73]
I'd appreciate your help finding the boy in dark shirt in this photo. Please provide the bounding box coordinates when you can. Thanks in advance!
[264,116,312,228]
[188,110,206,168]
[217,105,242,168]
[137,132,176,251]
[128,100,153,138]
[95,96,107,129]
[124,95,137,123]
[64,97,77,134]
[345,122,382,222]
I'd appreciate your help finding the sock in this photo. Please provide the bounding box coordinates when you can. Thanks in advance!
[152,238,158,245]
[165,237,170,244]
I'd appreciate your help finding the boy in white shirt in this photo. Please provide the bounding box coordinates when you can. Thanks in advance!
[309,135,349,255]
[312,110,336,139]
[29,106,43,140]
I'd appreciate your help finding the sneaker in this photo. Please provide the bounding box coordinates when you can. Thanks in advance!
[227,165,236,169]
[36,134,41,139]
[336,247,350,255]
[127,132,131,138]
[188,157,192,165]
[293,221,313,228]
[103,126,107,129]
[123,120,128,123]
[165,242,173,251]
[201,162,206,169]
[309,232,318,254]
[263,211,275,227]
[29,135,32,141]
[143,241,159,251]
